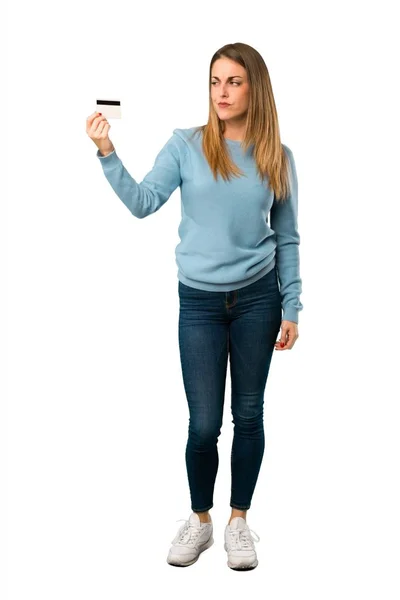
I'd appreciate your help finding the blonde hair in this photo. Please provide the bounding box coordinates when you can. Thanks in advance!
[189,42,292,203]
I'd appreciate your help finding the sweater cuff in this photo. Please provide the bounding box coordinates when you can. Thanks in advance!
[282,306,299,324]
[96,148,117,162]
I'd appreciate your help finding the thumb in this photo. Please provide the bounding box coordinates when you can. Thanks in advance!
[279,325,288,347]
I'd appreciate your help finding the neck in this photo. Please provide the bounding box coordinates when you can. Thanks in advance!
[222,122,246,142]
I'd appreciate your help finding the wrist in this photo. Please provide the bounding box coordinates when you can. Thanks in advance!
[98,144,114,157]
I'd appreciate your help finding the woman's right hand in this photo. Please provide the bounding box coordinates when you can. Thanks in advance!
[86,112,114,155]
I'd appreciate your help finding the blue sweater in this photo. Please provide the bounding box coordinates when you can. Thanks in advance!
[96,126,303,323]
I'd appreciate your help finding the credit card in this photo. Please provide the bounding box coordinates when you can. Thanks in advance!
[95,99,122,119]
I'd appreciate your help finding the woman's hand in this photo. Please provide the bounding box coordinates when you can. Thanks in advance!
[274,320,299,351]
[86,111,114,155]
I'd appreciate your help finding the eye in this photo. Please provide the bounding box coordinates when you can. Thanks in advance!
[211,81,240,86]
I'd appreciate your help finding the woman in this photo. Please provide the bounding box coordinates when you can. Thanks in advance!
[86,42,303,571]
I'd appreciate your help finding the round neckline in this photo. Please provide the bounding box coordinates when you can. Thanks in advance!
[224,137,243,144]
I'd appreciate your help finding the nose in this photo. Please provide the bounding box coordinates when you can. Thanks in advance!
[215,82,229,99]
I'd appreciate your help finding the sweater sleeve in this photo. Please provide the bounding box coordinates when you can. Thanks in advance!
[270,145,303,324]
[96,131,184,219]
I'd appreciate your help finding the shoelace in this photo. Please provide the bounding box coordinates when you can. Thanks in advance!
[171,519,208,546]
[227,527,260,550]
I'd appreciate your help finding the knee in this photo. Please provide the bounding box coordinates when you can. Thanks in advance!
[232,410,264,436]
[188,422,221,449]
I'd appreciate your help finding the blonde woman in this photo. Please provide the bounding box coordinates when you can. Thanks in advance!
[86,42,303,571]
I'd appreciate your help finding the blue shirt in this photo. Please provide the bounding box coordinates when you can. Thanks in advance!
[96,126,303,323]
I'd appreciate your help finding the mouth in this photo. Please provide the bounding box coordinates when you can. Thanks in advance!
[218,103,231,108]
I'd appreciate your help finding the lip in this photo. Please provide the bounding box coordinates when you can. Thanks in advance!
[218,103,231,107]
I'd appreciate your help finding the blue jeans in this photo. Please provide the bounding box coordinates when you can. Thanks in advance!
[178,264,282,512]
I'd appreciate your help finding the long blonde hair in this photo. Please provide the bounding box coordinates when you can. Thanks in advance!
[189,42,292,203]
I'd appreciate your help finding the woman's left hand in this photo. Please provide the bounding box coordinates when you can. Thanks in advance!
[274,320,299,351]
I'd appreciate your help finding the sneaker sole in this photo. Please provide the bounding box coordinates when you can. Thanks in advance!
[227,560,258,571]
[167,535,214,567]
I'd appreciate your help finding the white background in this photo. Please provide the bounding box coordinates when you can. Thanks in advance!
[4,0,400,598]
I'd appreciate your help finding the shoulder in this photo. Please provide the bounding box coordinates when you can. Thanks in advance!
[172,126,202,145]
[281,143,294,159]
[281,143,297,174]
[169,126,203,161]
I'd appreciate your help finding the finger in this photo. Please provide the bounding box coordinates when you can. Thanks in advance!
[274,337,286,350]
[275,325,289,349]
[86,111,101,127]
[275,339,287,350]
[86,112,104,131]
[276,331,297,350]
[98,121,110,138]
[91,116,108,137]
[285,328,293,348]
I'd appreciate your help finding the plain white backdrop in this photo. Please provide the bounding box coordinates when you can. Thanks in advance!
[5,0,400,598]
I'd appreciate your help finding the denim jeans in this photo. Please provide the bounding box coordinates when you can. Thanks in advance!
[178,264,282,512]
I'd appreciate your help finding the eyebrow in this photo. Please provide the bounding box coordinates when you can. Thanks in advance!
[211,75,243,80]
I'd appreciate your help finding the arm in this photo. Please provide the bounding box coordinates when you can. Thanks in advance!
[270,145,303,324]
[96,131,185,219]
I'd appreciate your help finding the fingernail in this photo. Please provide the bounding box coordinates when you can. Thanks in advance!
[98,112,102,115]
[280,342,284,347]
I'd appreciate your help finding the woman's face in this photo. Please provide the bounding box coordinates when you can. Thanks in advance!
[211,58,249,124]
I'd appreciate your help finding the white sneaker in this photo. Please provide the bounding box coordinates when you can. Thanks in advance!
[224,517,260,570]
[167,512,214,567]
